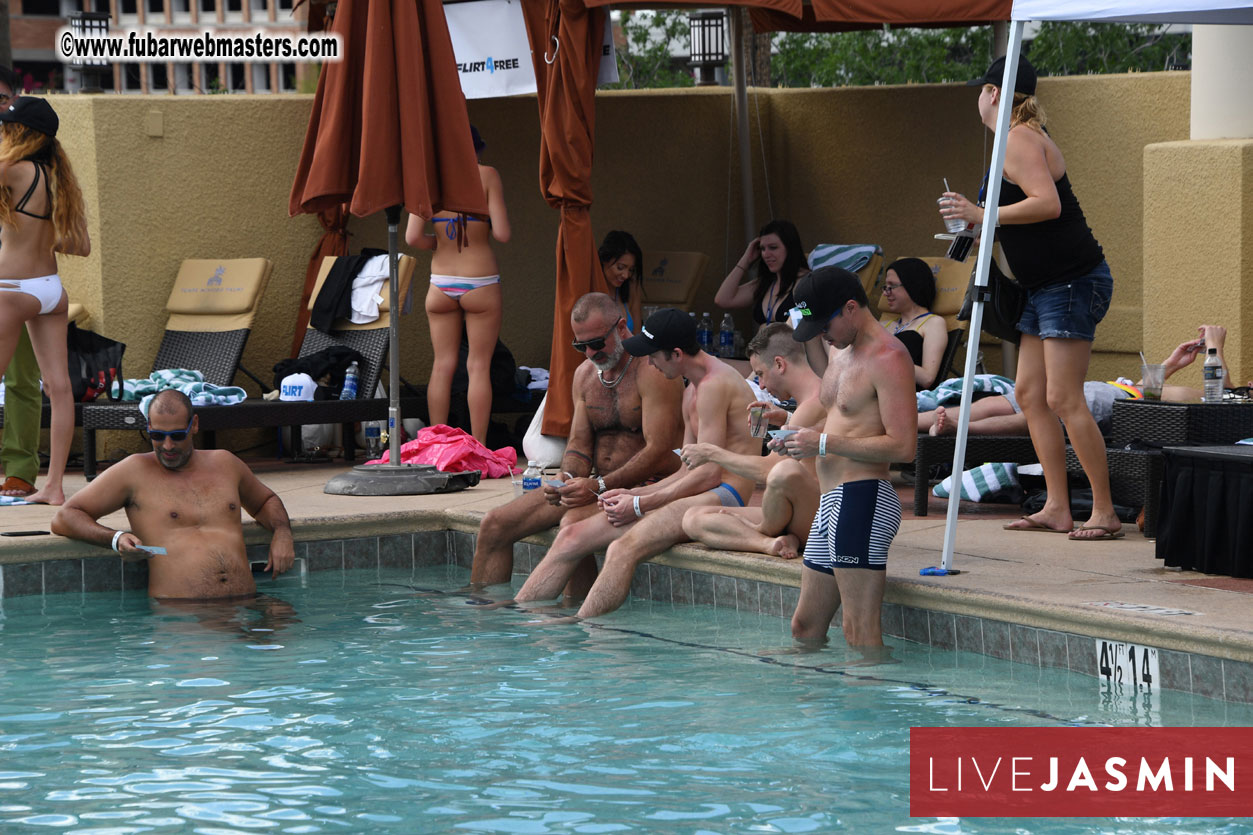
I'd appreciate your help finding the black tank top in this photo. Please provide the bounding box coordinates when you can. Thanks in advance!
[997,171,1104,290]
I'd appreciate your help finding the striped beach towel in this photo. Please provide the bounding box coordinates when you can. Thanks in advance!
[807,243,880,273]
[932,462,1020,502]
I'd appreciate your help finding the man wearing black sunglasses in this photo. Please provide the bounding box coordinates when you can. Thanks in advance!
[53,390,295,599]
[469,293,684,598]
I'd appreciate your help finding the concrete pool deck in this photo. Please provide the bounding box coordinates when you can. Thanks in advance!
[2,461,1250,692]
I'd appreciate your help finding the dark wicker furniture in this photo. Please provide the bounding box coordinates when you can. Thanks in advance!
[912,432,1039,515]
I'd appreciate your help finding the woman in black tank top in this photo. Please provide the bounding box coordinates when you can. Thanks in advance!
[939,55,1121,542]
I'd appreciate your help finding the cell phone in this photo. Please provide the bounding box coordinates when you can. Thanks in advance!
[767,429,798,441]
[1,530,50,537]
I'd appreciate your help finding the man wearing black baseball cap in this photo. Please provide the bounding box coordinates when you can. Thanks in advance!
[774,267,917,648]
[515,306,760,619]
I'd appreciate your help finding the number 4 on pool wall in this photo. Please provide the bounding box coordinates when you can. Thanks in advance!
[1095,639,1160,692]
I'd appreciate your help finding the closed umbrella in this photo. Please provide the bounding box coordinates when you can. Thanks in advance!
[290,0,487,490]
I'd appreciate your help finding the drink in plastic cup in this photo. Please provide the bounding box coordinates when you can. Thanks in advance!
[1141,364,1165,400]
[512,478,525,497]
[749,405,768,438]
[938,196,966,235]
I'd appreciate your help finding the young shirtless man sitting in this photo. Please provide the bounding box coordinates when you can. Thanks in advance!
[774,268,916,648]
[681,322,825,561]
[514,308,760,619]
[469,292,684,596]
[51,390,295,599]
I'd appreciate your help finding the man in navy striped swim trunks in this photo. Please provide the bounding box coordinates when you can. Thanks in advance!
[776,268,918,647]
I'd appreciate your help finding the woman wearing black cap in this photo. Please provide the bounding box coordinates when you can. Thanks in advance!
[879,257,948,390]
[940,55,1120,541]
[405,125,511,445]
[0,96,89,505]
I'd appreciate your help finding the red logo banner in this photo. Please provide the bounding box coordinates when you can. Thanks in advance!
[911,727,1253,817]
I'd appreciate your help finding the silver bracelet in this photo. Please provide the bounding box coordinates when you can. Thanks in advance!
[111,530,125,553]
[597,475,607,494]
[819,434,828,457]
[633,495,644,518]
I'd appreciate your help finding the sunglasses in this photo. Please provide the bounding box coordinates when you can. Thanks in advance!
[571,318,621,353]
[144,415,195,442]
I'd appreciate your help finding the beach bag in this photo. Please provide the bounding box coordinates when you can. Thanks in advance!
[66,323,126,402]
[957,260,1025,344]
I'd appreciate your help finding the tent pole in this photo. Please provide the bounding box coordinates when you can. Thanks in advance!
[386,205,402,466]
[728,7,755,243]
[938,20,1026,573]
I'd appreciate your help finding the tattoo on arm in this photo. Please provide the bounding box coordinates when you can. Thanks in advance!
[562,448,593,477]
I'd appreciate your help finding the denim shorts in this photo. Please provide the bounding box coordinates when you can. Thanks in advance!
[1017,260,1113,342]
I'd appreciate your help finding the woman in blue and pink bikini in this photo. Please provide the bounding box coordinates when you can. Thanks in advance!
[405,126,511,445]
[0,97,90,506]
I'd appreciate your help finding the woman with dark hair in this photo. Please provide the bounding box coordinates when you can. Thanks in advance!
[941,55,1119,541]
[0,97,90,506]
[880,257,948,390]
[714,219,809,326]
[406,125,511,445]
[598,230,643,332]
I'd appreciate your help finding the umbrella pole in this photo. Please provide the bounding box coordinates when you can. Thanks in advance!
[322,206,481,495]
[387,206,403,466]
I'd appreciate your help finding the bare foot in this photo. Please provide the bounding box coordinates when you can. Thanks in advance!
[524,614,583,627]
[928,406,950,437]
[769,533,802,560]
[24,488,64,506]
[1002,512,1072,533]
[1069,513,1123,541]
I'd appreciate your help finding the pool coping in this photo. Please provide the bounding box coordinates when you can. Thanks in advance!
[3,505,1249,705]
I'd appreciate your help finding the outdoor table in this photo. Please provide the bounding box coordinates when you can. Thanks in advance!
[1155,445,1253,576]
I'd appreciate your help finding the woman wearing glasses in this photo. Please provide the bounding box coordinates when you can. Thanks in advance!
[406,126,511,445]
[879,257,948,391]
[0,97,90,505]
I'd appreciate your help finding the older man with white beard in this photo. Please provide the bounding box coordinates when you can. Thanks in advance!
[468,292,684,600]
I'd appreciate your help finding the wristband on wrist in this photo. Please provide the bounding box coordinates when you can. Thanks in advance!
[111,530,125,553]
[819,434,828,457]
[633,495,644,518]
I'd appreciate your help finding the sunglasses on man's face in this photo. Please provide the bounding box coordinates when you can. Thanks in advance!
[571,318,622,353]
[144,416,195,443]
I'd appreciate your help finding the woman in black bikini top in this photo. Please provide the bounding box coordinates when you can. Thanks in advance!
[0,96,91,506]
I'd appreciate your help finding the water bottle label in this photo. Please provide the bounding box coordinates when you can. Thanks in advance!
[720,331,734,347]
[365,426,381,438]
[1204,366,1222,381]
[522,476,541,491]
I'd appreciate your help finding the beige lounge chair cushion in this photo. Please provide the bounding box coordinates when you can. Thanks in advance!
[165,258,273,332]
[640,251,708,309]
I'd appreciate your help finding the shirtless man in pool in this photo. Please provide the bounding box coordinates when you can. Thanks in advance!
[51,390,295,599]
[775,268,916,648]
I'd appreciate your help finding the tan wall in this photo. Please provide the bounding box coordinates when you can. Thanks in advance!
[1144,139,1253,389]
[38,71,1195,457]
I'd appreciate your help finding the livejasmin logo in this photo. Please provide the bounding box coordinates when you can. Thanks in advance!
[910,727,1253,817]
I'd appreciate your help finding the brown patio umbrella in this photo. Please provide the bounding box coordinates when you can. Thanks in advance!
[290,0,487,481]
[521,0,609,437]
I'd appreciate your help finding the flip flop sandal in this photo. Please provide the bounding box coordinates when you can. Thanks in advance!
[1002,516,1071,534]
[0,476,35,497]
[1067,525,1126,541]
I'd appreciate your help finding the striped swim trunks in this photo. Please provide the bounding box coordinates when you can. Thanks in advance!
[802,479,901,573]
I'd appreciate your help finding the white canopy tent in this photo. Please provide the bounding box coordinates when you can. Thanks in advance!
[936,0,1253,573]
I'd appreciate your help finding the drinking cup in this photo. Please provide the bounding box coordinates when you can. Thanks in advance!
[938,196,966,235]
[1141,364,1165,400]
[749,405,768,438]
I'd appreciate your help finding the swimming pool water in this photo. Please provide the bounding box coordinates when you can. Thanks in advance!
[0,564,1249,834]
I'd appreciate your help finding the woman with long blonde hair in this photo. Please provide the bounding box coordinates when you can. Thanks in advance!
[0,97,90,505]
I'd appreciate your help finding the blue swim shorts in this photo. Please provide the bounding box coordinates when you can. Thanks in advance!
[801,479,901,574]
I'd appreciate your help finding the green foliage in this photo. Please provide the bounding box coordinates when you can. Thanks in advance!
[774,26,992,89]
[606,11,695,91]
[1028,22,1191,75]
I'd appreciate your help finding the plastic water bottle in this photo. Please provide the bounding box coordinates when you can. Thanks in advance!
[1203,348,1224,403]
[697,312,713,352]
[522,460,542,493]
[364,422,383,458]
[340,361,360,400]
[718,313,736,358]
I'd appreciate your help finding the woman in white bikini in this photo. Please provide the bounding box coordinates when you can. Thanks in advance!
[0,97,90,505]
[405,126,511,445]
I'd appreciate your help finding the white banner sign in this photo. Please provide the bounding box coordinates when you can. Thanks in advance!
[445,0,617,99]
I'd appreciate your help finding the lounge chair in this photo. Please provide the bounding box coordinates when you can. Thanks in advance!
[77,258,273,477]
[82,254,417,479]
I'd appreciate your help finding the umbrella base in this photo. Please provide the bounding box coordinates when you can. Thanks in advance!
[323,463,480,496]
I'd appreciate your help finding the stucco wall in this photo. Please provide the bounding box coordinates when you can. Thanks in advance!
[35,71,1195,458]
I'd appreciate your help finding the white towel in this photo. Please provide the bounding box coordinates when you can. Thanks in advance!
[349,253,390,324]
